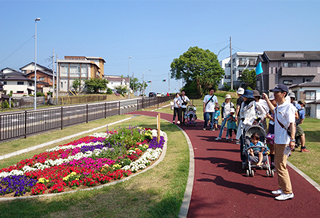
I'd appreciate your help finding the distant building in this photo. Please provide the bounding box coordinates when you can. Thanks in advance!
[256,51,320,93]
[219,52,262,90]
[57,56,105,92]
[105,75,130,91]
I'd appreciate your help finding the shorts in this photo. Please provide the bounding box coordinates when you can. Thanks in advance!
[296,125,304,136]
[213,119,218,124]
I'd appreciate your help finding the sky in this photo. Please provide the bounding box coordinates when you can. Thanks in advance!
[1,0,320,94]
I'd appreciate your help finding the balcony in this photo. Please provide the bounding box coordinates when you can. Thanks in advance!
[280,67,320,76]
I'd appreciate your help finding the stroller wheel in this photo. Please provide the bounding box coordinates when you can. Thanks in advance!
[250,170,254,177]
[246,169,250,177]
[266,170,269,177]
[271,170,274,177]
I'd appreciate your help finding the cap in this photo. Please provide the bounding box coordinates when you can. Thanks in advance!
[288,92,296,99]
[225,94,231,99]
[230,108,235,113]
[269,93,275,100]
[237,88,244,95]
[270,84,289,93]
[252,90,261,97]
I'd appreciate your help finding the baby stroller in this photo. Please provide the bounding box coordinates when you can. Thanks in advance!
[243,125,274,177]
[185,105,197,126]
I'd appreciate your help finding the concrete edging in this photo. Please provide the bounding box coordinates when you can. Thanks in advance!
[0,132,168,202]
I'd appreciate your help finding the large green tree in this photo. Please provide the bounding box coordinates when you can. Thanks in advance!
[239,69,256,89]
[85,78,108,93]
[170,46,224,96]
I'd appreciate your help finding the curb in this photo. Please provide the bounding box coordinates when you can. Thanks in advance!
[0,132,168,202]
[0,116,137,161]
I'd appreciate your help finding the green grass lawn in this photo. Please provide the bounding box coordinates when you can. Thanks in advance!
[0,116,189,217]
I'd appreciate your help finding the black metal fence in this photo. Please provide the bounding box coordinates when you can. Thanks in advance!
[0,96,172,142]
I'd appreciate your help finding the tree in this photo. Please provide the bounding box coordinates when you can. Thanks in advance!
[170,46,224,97]
[138,81,148,96]
[115,85,128,95]
[84,78,108,93]
[239,69,256,89]
[72,79,81,93]
[130,77,140,92]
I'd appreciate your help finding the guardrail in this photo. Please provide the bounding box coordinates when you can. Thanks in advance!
[0,96,172,142]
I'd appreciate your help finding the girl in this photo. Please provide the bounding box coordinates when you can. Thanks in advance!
[216,94,234,140]
[226,108,237,141]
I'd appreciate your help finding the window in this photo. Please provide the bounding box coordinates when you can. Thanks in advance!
[225,63,230,67]
[306,79,311,82]
[17,81,24,85]
[239,58,246,66]
[29,83,32,86]
[81,65,88,77]
[3,81,7,85]
[39,77,45,81]
[305,91,316,100]
[70,64,80,77]
[60,65,68,77]
[225,75,231,79]
[238,70,243,77]
[307,62,311,67]
[17,91,24,93]
[283,62,301,68]
[249,59,256,66]
[61,82,63,88]
[271,68,274,74]
[283,80,293,85]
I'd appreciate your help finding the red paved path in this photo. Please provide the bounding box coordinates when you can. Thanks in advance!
[128,111,320,217]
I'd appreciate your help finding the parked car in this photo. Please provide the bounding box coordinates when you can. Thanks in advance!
[156,92,162,97]
[149,92,157,97]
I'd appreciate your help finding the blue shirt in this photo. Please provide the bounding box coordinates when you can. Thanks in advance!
[294,103,305,119]
[249,141,269,154]
[214,110,220,119]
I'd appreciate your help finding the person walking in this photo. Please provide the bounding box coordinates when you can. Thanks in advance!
[179,90,190,125]
[263,84,296,201]
[235,88,244,144]
[172,93,181,124]
[216,94,234,140]
[265,93,276,169]
[203,87,219,131]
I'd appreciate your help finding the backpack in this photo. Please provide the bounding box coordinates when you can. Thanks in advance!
[294,103,303,125]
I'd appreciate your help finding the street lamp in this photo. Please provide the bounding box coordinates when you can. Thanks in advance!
[128,56,132,98]
[142,69,151,98]
[34,17,41,110]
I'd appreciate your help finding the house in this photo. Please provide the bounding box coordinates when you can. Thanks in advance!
[57,56,105,92]
[219,52,262,90]
[105,76,130,91]
[290,82,320,118]
[0,71,35,97]
[20,62,56,93]
[256,51,320,93]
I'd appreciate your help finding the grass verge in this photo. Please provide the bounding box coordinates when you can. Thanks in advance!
[0,116,189,218]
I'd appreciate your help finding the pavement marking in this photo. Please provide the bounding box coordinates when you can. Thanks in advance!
[0,116,137,161]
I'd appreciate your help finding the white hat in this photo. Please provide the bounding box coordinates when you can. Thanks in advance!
[237,88,244,95]
[230,108,235,113]
[269,93,275,101]
[225,94,231,99]
[288,92,296,99]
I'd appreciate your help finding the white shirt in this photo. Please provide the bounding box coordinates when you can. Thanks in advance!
[221,101,234,118]
[179,95,190,108]
[203,95,218,112]
[274,101,296,144]
[173,97,181,108]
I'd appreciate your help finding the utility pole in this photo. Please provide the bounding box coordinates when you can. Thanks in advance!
[128,57,132,98]
[52,49,55,98]
[168,72,170,94]
[56,54,59,103]
[230,36,233,90]
[132,72,134,96]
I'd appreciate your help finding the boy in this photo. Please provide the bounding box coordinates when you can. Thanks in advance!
[213,105,220,131]
[226,108,237,141]
[249,132,269,166]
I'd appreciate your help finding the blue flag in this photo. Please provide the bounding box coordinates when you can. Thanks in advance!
[256,62,263,75]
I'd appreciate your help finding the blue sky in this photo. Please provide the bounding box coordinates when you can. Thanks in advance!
[1,0,319,94]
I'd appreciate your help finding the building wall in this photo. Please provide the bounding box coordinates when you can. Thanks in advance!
[27,71,53,87]
[3,81,34,97]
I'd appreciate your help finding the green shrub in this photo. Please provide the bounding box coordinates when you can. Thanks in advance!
[106,88,113,94]
[36,92,45,97]
[1,101,9,108]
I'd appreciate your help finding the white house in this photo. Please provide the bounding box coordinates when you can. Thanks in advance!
[290,82,320,119]
[219,52,262,90]
[1,76,35,97]
[105,76,130,91]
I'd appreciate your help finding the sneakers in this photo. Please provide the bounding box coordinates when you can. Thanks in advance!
[226,136,229,140]
[172,121,175,124]
[215,137,221,140]
[271,189,283,195]
[203,128,206,131]
[300,148,310,152]
[275,193,294,201]
[177,121,180,124]
[211,129,215,131]
[236,141,240,144]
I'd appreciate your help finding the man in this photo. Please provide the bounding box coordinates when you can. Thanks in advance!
[179,90,190,125]
[263,84,296,201]
[235,87,244,144]
[289,93,309,152]
[203,87,219,131]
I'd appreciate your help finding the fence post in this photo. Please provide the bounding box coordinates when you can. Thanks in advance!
[118,101,121,115]
[137,99,139,110]
[86,104,88,123]
[0,115,1,141]
[105,102,107,118]
[61,107,63,130]
[158,97,160,109]
[24,111,27,138]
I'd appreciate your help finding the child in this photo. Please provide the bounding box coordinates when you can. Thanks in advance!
[226,108,237,141]
[213,106,220,131]
[249,132,269,166]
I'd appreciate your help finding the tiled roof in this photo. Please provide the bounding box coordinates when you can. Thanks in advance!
[263,51,320,61]
[290,82,320,88]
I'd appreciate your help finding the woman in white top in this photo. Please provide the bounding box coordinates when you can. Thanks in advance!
[172,93,181,124]
[179,90,190,125]
[216,94,234,140]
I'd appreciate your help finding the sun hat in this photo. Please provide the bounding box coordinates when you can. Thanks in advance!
[225,94,231,99]
[270,84,289,93]
[269,93,275,101]
[242,90,254,99]
[252,90,261,97]
[298,100,306,106]
[237,88,244,95]
[288,92,296,99]
[230,108,235,113]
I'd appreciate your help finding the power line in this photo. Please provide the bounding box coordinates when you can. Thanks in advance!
[0,35,34,65]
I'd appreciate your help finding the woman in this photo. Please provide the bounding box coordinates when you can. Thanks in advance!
[236,90,267,167]
[172,93,181,124]
[216,94,234,140]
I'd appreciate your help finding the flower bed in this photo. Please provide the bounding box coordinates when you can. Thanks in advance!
[0,126,165,197]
